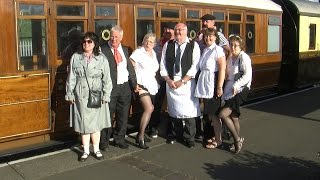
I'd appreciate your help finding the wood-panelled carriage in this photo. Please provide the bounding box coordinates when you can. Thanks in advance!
[0,0,282,153]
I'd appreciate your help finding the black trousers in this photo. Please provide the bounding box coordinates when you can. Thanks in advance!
[149,80,166,132]
[167,116,196,142]
[101,82,131,146]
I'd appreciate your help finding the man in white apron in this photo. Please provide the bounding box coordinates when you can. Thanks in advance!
[160,23,201,148]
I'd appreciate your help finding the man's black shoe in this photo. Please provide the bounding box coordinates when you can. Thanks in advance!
[166,138,176,144]
[186,141,195,148]
[114,141,129,149]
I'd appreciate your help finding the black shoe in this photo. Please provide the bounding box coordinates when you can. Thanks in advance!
[137,140,149,149]
[186,141,195,148]
[100,144,109,151]
[114,141,129,149]
[150,130,158,138]
[79,152,90,162]
[93,151,104,160]
[166,138,176,144]
[195,134,203,141]
[136,134,151,143]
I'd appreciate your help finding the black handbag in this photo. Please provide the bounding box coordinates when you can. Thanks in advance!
[234,56,243,81]
[83,67,102,108]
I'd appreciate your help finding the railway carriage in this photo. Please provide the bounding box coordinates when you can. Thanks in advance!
[0,0,282,153]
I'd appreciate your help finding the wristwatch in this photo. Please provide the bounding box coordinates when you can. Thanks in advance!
[181,79,187,84]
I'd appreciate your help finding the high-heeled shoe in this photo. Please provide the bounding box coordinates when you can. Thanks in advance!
[234,137,244,154]
[136,139,149,149]
[136,134,151,143]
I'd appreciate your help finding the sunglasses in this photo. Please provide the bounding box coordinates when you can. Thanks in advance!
[83,39,93,44]
[229,34,242,42]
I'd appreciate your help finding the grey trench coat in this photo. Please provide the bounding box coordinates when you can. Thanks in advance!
[65,52,113,134]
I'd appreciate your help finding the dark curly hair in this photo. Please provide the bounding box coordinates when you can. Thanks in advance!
[82,32,100,56]
[204,28,220,45]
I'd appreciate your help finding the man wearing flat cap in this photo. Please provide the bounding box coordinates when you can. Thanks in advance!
[149,21,176,139]
[198,14,229,51]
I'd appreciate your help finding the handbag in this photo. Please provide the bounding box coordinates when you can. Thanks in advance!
[83,67,102,108]
[234,55,243,81]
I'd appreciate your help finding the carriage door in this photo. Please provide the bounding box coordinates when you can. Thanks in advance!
[0,1,51,146]
[50,1,87,138]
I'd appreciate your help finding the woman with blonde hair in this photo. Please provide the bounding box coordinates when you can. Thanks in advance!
[130,32,159,149]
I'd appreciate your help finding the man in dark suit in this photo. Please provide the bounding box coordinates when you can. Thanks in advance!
[100,25,138,150]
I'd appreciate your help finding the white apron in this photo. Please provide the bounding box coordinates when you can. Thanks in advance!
[166,79,200,118]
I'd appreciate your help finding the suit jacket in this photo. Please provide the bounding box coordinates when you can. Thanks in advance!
[101,43,137,97]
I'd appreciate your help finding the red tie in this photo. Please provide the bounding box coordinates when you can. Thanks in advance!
[113,47,122,64]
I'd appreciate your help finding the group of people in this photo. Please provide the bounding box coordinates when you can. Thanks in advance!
[65,13,252,162]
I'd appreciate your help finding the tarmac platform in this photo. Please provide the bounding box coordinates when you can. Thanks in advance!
[1,86,319,180]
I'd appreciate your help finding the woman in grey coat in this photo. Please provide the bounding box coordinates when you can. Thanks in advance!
[65,32,112,161]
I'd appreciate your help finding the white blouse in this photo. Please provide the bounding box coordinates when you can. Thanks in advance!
[194,43,225,98]
[130,47,159,95]
[223,50,252,100]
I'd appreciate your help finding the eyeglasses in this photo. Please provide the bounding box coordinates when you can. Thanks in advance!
[175,28,187,31]
[230,43,240,48]
[229,34,242,42]
[83,39,93,44]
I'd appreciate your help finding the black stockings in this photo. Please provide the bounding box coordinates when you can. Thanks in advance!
[219,107,240,142]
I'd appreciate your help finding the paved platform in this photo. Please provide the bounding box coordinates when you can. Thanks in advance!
[1,86,320,180]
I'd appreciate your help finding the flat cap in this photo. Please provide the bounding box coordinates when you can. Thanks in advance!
[200,14,216,20]
[163,21,176,30]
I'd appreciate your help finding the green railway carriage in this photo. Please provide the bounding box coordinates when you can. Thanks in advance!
[274,0,320,91]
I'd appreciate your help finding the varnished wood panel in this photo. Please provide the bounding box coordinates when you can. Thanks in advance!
[251,53,281,65]
[119,3,135,51]
[0,74,49,105]
[0,0,17,75]
[251,67,280,89]
[0,134,50,151]
[0,101,50,140]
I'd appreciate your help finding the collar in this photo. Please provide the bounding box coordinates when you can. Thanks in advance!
[174,37,190,46]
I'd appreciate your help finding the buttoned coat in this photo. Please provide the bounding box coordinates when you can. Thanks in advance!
[65,52,113,133]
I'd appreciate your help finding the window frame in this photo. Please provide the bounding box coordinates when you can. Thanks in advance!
[134,5,156,47]
[16,0,48,72]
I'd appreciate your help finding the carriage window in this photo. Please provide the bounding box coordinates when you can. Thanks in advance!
[138,8,153,17]
[186,9,200,40]
[228,13,242,36]
[57,21,84,58]
[161,9,179,18]
[213,12,225,34]
[214,12,225,21]
[95,4,118,44]
[268,16,281,52]
[229,24,240,35]
[309,24,316,50]
[19,4,44,15]
[17,3,48,71]
[95,20,117,44]
[229,14,241,21]
[136,7,155,46]
[246,15,255,54]
[96,6,115,17]
[187,10,199,19]
[57,5,85,16]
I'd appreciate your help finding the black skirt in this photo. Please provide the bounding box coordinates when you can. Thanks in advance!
[222,87,250,117]
[203,72,221,116]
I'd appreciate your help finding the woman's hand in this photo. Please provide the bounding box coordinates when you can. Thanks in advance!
[134,85,142,93]
[67,100,75,104]
[217,87,223,97]
[233,87,238,96]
